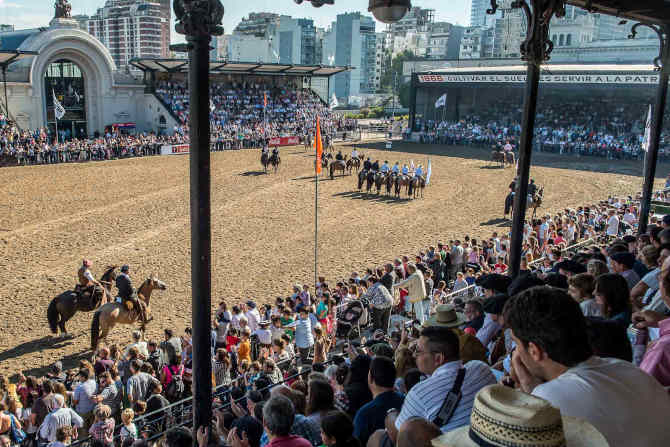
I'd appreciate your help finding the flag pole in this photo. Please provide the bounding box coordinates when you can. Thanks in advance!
[314,116,323,290]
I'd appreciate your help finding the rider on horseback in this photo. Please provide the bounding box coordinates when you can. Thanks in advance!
[335,150,344,161]
[371,160,380,172]
[363,157,372,171]
[380,160,390,174]
[351,148,359,160]
[415,164,424,179]
[392,162,400,175]
[401,164,409,176]
[528,178,537,197]
[116,265,149,324]
[76,259,101,304]
[271,146,279,162]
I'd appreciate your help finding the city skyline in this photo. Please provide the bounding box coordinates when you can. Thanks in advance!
[0,0,471,36]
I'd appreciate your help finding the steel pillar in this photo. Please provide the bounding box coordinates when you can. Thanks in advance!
[632,24,670,234]
[487,0,566,278]
[174,0,224,437]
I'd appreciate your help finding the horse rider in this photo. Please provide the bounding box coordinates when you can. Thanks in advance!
[371,159,380,172]
[76,259,101,303]
[392,162,400,175]
[415,164,424,180]
[363,157,372,171]
[271,146,279,162]
[261,144,269,157]
[380,160,390,174]
[401,164,409,176]
[503,140,513,152]
[335,150,344,161]
[528,178,538,197]
[351,147,359,160]
[116,265,149,324]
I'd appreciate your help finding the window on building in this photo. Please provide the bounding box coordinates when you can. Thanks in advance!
[566,34,572,46]
[559,34,564,46]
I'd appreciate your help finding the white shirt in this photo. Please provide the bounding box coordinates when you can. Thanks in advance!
[83,269,95,282]
[623,212,636,225]
[395,360,496,432]
[476,314,501,349]
[606,215,619,236]
[245,309,261,332]
[532,356,670,447]
[253,328,272,345]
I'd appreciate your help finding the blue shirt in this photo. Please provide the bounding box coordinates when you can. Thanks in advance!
[353,390,405,445]
[73,379,97,414]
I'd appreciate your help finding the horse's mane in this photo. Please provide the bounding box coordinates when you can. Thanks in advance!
[101,265,118,282]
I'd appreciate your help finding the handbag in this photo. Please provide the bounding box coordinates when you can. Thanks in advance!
[7,412,26,444]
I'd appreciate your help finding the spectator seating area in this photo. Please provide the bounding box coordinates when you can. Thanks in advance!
[3,188,670,447]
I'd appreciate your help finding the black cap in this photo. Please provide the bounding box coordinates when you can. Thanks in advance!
[476,273,512,294]
[610,252,635,269]
[554,260,587,275]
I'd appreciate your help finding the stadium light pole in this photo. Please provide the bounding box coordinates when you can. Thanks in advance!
[631,24,670,235]
[490,0,567,278]
[173,0,224,437]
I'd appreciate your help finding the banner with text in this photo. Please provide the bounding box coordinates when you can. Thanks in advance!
[161,144,189,155]
[269,136,300,147]
[418,73,660,85]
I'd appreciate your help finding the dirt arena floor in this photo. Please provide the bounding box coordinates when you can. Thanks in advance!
[0,140,665,378]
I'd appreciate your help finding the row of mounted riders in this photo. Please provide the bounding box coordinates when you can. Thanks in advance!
[47,262,167,351]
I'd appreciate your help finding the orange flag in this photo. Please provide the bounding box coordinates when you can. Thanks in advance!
[264,92,267,108]
[315,116,323,174]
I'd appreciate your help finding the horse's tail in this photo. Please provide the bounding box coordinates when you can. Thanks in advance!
[91,310,101,351]
[47,298,60,334]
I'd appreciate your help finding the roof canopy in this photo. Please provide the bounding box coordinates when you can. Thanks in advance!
[568,1,670,27]
[0,50,39,67]
[129,58,352,77]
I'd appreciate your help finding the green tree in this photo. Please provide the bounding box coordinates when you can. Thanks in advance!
[398,82,411,108]
[380,49,416,93]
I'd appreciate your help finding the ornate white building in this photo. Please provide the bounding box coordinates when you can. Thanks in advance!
[0,16,177,137]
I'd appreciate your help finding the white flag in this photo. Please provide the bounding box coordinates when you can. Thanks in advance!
[210,99,215,112]
[642,104,652,152]
[74,90,80,104]
[435,93,447,109]
[330,93,339,109]
[426,159,432,185]
[53,90,65,120]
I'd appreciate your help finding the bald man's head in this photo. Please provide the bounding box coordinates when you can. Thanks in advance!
[397,417,441,447]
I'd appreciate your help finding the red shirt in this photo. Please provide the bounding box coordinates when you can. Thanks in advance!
[267,436,312,447]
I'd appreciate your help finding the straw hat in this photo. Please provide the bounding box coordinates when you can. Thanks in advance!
[422,304,466,328]
[432,385,608,447]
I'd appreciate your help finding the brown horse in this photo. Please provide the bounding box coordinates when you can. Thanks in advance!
[270,153,280,173]
[412,176,426,198]
[346,157,361,173]
[330,159,347,179]
[90,275,167,350]
[357,169,367,190]
[374,172,386,194]
[385,173,395,195]
[394,175,411,198]
[504,151,515,166]
[47,266,118,337]
[261,152,270,173]
[529,186,544,219]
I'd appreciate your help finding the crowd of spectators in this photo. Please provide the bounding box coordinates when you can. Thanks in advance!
[156,81,357,151]
[413,100,670,161]
[3,188,670,447]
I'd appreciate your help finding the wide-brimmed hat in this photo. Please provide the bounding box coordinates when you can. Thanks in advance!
[432,385,608,447]
[422,304,466,328]
[258,320,270,327]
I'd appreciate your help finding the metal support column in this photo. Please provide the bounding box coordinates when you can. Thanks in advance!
[488,0,566,278]
[2,65,8,119]
[409,73,417,131]
[174,0,224,437]
[633,24,670,234]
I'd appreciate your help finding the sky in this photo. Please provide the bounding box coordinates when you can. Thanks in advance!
[0,0,472,38]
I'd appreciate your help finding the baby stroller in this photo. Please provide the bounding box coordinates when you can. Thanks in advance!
[335,299,368,340]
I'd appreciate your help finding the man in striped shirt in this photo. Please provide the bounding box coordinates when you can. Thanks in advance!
[38,394,84,442]
[395,326,495,432]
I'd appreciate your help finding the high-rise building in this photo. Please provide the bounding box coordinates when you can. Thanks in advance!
[493,9,524,58]
[276,16,317,65]
[328,12,376,102]
[389,6,434,35]
[88,0,169,71]
[470,0,501,27]
[234,12,280,38]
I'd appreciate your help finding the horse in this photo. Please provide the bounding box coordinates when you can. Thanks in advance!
[261,152,270,173]
[385,173,395,195]
[91,275,167,351]
[330,160,347,179]
[394,175,411,198]
[491,151,505,168]
[357,169,368,190]
[47,266,117,337]
[412,176,426,198]
[504,151,515,166]
[270,153,280,173]
[529,186,544,219]
[374,172,386,194]
[366,170,376,193]
[346,157,361,173]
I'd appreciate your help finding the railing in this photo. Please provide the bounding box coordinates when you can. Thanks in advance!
[529,237,599,267]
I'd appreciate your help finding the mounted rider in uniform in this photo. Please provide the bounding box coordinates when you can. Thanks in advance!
[391,162,400,175]
[76,259,100,305]
[401,164,409,176]
[351,148,359,160]
[363,157,372,171]
[335,150,344,161]
[415,164,424,180]
[380,161,390,174]
[371,160,380,172]
[271,146,280,163]
[116,265,149,324]
[528,178,538,197]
